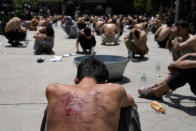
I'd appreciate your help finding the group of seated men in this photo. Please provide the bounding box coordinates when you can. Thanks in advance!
[2,10,196,131]
[4,13,159,58]
[4,15,57,54]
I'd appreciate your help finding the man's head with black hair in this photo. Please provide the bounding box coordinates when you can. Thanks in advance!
[176,19,189,28]
[19,14,26,21]
[130,29,140,39]
[76,56,109,84]
[46,25,54,37]
[134,29,140,39]
[176,19,189,37]
[166,19,173,27]
[84,27,91,36]
[127,19,133,25]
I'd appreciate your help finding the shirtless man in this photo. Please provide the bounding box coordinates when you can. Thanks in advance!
[100,23,120,45]
[29,16,38,31]
[134,20,148,31]
[95,20,105,35]
[33,25,55,55]
[76,17,86,30]
[173,22,196,53]
[149,6,164,33]
[37,16,48,30]
[138,20,196,100]
[76,27,96,54]
[138,53,196,100]
[154,20,175,48]
[46,57,137,131]
[4,16,26,46]
[124,28,148,59]
[171,20,196,61]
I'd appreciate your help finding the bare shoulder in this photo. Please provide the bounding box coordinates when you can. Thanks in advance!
[46,83,71,96]
[106,83,125,94]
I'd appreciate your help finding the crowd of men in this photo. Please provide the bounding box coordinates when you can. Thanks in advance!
[1,8,196,131]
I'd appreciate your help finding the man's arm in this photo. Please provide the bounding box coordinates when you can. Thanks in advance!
[176,53,196,62]
[170,60,196,70]
[99,25,105,34]
[168,53,196,73]
[154,26,162,36]
[131,29,140,46]
[174,36,196,51]
[115,25,120,34]
[17,20,26,32]
[34,33,47,40]
[119,86,137,108]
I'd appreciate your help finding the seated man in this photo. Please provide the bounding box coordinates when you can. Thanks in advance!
[94,20,105,35]
[46,56,137,131]
[76,16,86,30]
[61,16,79,38]
[29,17,38,31]
[124,28,148,59]
[171,20,196,61]
[134,20,148,31]
[149,6,163,33]
[37,16,48,29]
[33,25,54,55]
[154,20,174,48]
[138,53,196,99]
[139,20,196,97]
[4,16,26,46]
[100,22,120,45]
[76,27,96,54]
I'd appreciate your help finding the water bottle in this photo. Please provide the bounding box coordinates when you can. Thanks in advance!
[91,46,94,56]
[156,62,161,77]
[128,50,132,59]
[140,72,147,89]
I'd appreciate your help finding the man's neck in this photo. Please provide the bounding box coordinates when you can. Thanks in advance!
[77,77,97,88]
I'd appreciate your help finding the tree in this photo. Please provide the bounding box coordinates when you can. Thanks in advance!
[133,0,145,11]
[58,0,68,14]
[13,0,25,8]
[146,0,152,13]
[13,0,37,9]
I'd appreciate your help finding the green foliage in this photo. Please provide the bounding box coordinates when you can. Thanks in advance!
[13,0,25,8]
[146,0,152,12]
[13,0,37,9]
[30,0,37,9]
[133,0,145,10]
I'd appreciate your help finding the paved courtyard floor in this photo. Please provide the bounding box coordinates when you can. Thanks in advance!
[0,24,196,131]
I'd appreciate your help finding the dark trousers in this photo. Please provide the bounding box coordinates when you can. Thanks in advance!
[167,68,196,95]
[40,106,141,131]
[5,31,26,42]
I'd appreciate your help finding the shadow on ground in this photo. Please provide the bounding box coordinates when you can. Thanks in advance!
[131,57,149,63]
[162,93,196,116]
[101,42,120,46]
[5,44,27,48]
[109,76,131,85]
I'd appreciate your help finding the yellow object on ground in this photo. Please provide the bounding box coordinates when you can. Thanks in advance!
[151,101,166,113]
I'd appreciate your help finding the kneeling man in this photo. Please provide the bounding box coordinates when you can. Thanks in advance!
[124,28,148,59]
[100,22,120,45]
[4,16,26,46]
[33,25,55,55]
[46,57,137,131]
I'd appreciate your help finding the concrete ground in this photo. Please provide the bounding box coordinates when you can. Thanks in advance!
[0,24,196,131]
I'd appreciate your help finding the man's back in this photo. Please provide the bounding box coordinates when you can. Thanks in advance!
[46,82,126,131]
[5,17,21,32]
[101,24,119,37]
